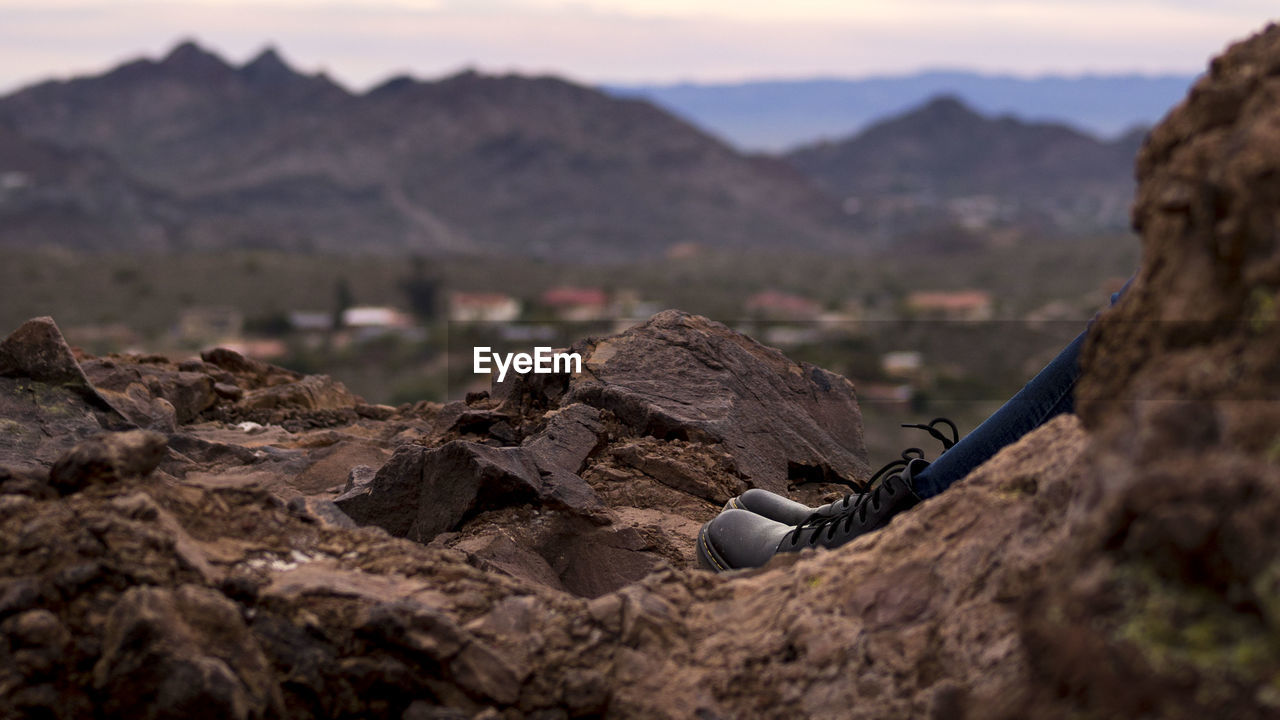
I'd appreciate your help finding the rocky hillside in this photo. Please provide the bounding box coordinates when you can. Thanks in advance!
[0,43,848,259]
[0,122,178,250]
[3,23,1280,719]
[787,96,1144,236]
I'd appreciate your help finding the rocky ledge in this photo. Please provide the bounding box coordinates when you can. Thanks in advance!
[4,23,1280,720]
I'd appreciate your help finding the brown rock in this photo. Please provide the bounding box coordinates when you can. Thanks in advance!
[357,600,469,661]
[291,439,392,495]
[337,410,607,545]
[449,641,522,705]
[241,374,362,411]
[81,357,220,425]
[1019,25,1280,720]
[508,310,871,493]
[450,531,569,593]
[93,585,282,720]
[0,375,126,474]
[522,403,604,475]
[336,440,542,542]
[200,347,288,378]
[343,463,377,493]
[609,437,745,503]
[286,496,358,529]
[0,317,98,394]
[48,430,167,494]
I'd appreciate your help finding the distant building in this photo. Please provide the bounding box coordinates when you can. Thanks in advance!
[342,306,414,329]
[745,290,823,321]
[881,351,924,378]
[905,290,993,321]
[762,325,823,347]
[220,338,287,360]
[449,293,522,323]
[335,306,421,344]
[542,287,608,321]
[288,311,333,333]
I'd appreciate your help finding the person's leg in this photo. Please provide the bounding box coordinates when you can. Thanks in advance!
[911,275,1133,499]
[699,276,1137,572]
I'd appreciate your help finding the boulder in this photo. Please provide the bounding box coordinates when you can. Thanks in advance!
[337,404,607,544]
[336,441,543,542]
[0,318,136,474]
[505,310,870,494]
[49,430,167,494]
[82,358,218,424]
[0,317,99,395]
[1015,25,1280,719]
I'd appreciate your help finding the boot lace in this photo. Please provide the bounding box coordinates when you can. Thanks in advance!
[796,417,957,514]
[787,471,902,547]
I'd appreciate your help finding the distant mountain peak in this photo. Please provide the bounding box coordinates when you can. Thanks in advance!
[369,74,418,96]
[920,94,973,113]
[903,94,986,126]
[240,46,299,85]
[161,40,230,75]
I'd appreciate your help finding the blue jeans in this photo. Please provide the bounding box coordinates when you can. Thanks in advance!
[911,276,1133,499]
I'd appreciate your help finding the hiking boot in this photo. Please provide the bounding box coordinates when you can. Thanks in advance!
[698,457,928,572]
[722,418,956,525]
[724,488,837,526]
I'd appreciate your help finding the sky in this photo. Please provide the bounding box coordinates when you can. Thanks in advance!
[0,0,1275,93]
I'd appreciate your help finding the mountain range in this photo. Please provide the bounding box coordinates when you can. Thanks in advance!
[607,71,1193,151]
[787,96,1144,238]
[0,42,848,259]
[0,42,1148,258]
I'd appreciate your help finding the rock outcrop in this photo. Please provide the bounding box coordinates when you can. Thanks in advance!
[2,23,1280,720]
[337,310,868,594]
[1018,25,1280,719]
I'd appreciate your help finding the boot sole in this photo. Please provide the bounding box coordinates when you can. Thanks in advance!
[696,522,733,573]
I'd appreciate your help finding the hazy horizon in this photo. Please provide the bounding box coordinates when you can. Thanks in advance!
[0,1,1270,95]
[0,37,1203,98]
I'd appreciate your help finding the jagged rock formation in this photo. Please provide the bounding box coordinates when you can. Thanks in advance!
[0,308,868,717]
[3,23,1280,720]
[336,311,868,594]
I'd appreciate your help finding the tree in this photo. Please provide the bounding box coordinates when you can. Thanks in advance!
[399,256,439,320]
[333,277,354,330]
